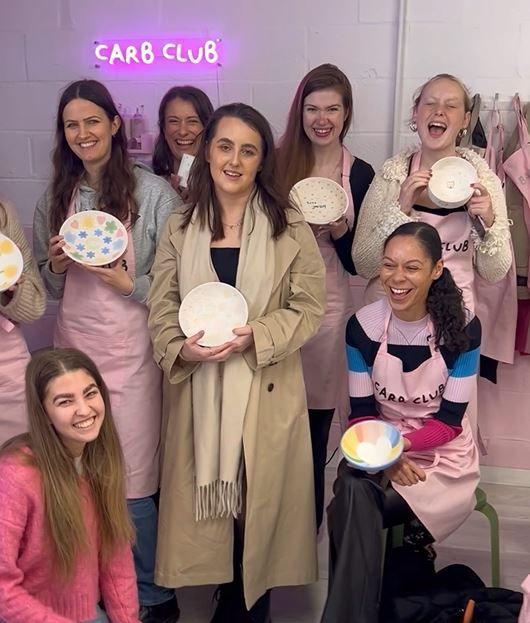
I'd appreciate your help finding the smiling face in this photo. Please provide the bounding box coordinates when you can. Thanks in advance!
[302,88,347,148]
[413,77,471,155]
[163,97,205,164]
[207,116,263,202]
[43,369,105,457]
[63,98,120,172]
[381,235,443,321]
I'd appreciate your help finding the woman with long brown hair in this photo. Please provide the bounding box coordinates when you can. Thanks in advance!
[276,64,375,529]
[0,348,139,623]
[33,79,181,622]
[0,199,45,445]
[152,85,214,195]
[148,102,326,622]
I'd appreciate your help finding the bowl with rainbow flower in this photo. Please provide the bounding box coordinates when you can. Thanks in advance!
[340,420,404,472]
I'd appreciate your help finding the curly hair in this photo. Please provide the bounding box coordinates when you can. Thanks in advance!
[384,222,469,352]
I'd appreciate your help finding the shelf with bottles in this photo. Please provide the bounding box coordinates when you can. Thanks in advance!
[118,103,154,155]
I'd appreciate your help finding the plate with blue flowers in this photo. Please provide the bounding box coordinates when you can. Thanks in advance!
[59,210,128,266]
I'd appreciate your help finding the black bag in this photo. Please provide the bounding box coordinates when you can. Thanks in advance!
[381,546,522,622]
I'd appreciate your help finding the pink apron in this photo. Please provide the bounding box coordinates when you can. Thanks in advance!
[54,195,161,499]
[504,95,530,354]
[473,108,517,364]
[301,146,355,413]
[486,98,505,185]
[372,305,480,542]
[0,315,30,444]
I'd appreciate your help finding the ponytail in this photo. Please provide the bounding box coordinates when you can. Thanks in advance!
[427,267,469,351]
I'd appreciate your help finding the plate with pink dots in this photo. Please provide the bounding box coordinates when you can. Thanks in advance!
[59,210,128,266]
[289,177,349,225]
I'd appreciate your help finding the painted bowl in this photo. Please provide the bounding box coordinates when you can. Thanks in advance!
[340,420,404,472]
[289,177,349,224]
[0,233,24,293]
[428,156,478,209]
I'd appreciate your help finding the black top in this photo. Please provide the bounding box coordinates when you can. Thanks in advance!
[210,247,240,287]
[331,157,375,275]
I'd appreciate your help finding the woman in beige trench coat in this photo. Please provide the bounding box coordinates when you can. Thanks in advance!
[148,103,326,623]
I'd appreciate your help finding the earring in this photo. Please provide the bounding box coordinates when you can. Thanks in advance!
[409,121,418,133]
[458,128,468,138]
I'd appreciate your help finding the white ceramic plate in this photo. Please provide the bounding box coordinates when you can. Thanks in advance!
[0,233,24,293]
[59,210,128,266]
[428,156,478,209]
[289,177,349,224]
[179,282,249,347]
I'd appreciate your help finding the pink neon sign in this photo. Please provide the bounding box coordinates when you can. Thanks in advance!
[94,38,222,67]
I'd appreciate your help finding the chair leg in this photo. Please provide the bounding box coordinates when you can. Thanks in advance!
[478,501,501,587]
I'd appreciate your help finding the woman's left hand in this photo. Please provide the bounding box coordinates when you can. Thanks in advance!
[468,183,495,228]
[231,325,254,353]
[82,261,134,295]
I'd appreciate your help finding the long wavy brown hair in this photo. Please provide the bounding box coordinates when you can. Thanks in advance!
[276,64,353,194]
[0,348,134,579]
[49,79,137,235]
[184,103,289,240]
[152,85,214,178]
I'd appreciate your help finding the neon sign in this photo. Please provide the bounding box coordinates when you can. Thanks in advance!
[94,38,222,67]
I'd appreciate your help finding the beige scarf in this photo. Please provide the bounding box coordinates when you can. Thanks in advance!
[180,193,275,520]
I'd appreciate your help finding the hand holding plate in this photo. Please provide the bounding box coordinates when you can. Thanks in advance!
[398,169,432,215]
[82,260,134,295]
[48,235,73,274]
[467,182,494,227]
[231,325,254,353]
[180,330,237,362]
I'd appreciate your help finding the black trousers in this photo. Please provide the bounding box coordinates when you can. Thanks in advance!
[308,408,335,530]
[321,459,415,623]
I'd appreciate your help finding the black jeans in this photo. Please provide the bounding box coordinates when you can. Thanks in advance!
[308,408,335,530]
[321,460,415,623]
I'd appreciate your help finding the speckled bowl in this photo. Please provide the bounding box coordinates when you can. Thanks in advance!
[428,156,478,209]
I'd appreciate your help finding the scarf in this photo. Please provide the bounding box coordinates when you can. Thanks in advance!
[179,193,275,520]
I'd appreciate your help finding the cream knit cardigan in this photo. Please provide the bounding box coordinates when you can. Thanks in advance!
[352,147,512,283]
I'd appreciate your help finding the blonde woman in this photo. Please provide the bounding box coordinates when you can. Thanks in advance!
[0,200,45,445]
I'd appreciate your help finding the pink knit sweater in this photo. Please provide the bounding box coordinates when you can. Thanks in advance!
[0,451,140,623]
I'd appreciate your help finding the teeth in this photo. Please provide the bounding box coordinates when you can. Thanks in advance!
[314,128,331,135]
[79,141,97,148]
[391,288,409,294]
[74,416,95,429]
[429,122,446,129]
[176,139,194,145]
[224,171,241,177]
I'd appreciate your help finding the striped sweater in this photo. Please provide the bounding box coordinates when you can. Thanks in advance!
[346,298,481,451]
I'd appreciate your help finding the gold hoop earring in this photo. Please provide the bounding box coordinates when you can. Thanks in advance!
[458,128,468,138]
[409,121,418,133]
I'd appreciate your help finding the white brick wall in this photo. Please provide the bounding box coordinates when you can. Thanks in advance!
[2,0,530,469]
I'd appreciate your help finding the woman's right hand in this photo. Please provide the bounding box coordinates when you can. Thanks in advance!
[384,455,426,486]
[48,235,73,274]
[180,331,237,363]
[398,169,432,215]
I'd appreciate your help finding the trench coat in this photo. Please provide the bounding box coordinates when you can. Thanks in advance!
[147,206,326,608]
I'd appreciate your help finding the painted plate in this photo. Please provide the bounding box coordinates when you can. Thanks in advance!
[59,210,128,266]
[179,282,249,347]
[0,233,24,293]
[289,177,349,224]
[341,420,404,472]
[428,156,478,209]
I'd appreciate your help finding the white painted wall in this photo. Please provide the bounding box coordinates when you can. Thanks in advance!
[1,0,530,469]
